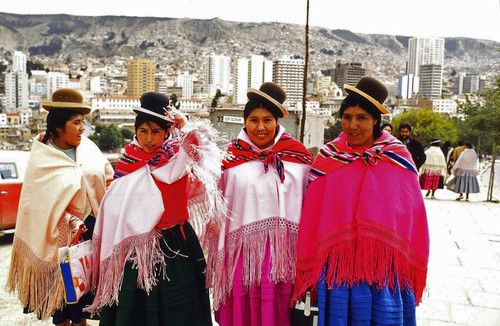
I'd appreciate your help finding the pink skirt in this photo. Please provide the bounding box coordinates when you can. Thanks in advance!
[215,245,293,326]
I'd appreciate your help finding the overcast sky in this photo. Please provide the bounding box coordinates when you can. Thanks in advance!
[2,0,500,42]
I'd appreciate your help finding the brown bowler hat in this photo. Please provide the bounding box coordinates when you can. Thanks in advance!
[42,88,91,115]
[247,82,288,118]
[344,77,389,114]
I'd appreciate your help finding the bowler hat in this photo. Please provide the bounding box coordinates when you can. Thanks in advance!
[133,92,174,122]
[247,82,288,118]
[41,88,91,115]
[344,77,389,114]
[430,138,441,145]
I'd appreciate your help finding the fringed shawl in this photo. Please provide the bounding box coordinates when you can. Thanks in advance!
[207,127,312,310]
[87,120,226,313]
[451,148,479,177]
[292,132,429,305]
[420,146,447,177]
[6,135,113,320]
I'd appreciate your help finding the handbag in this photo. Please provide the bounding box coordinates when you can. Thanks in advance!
[291,291,319,326]
[57,228,93,304]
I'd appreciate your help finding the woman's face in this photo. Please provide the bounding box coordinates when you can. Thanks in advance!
[341,105,377,148]
[54,113,85,149]
[136,121,168,153]
[245,107,277,150]
[383,125,392,134]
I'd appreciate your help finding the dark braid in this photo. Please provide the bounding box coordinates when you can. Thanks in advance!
[41,109,81,144]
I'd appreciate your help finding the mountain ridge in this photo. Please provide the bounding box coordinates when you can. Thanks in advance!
[0,12,498,82]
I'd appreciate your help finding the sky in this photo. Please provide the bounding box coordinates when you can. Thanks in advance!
[2,0,500,42]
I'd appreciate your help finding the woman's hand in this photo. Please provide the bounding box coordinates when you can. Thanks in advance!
[79,223,88,233]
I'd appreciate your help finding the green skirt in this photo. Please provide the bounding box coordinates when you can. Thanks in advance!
[99,221,212,326]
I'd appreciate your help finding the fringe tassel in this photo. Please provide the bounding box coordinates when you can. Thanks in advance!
[86,229,165,314]
[6,237,65,320]
[291,235,428,307]
[180,119,228,243]
[206,218,299,310]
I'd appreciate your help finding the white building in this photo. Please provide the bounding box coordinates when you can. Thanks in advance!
[407,37,445,77]
[398,74,419,99]
[4,71,29,109]
[233,55,273,105]
[18,109,32,125]
[90,76,102,93]
[207,55,231,95]
[234,58,250,105]
[178,99,203,113]
[12,51,27,73]
[177,72,194,99]
[0,113,7,126]
[432,99,457,115]
[47,72,70,99]
[273,55,305,105]
[91,96,140,112]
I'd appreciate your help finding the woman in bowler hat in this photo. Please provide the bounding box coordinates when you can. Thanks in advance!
[7,88,114,326]
[293,77,430,325]
[206,82,313,326]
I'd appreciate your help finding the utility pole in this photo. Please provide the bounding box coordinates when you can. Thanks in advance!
[299,0,309,143]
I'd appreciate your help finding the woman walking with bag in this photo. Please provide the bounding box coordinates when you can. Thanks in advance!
[7,88,114,326]
[87,92,225,325]
[206,83,313,326]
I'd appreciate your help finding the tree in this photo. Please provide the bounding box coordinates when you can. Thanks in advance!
[97,125,124,152]
[458,77,500,202]
[211,89,222,108]
[324,119,342,143]
[120,128,134,140]
[170,94,181,110]
[391,108,458,146]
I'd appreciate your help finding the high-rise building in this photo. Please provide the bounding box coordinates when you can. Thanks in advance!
[46,72,69,99]
[331,61,365,95]
[5,51,29,109]
[398,74,419,99]
[4,71,29,109]
[419,64,443,99]
[127,58,155,97]
[453,73,480,95]
[407,37,445,77]
[177,72,194,99]
[207,55,231,95]
[233,56,272,105]
[12,51,27,73]
[234,58,249,105]
[272,56,305,104]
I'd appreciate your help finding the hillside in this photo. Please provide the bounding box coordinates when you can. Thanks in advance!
[0,12,498,82]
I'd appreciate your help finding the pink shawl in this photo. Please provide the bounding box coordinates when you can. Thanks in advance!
[293,132,429,305]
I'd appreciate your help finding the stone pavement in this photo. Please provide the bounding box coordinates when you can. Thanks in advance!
[416,180,500,325]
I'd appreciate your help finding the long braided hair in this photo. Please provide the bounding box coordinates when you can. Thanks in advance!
[41,109,82,144]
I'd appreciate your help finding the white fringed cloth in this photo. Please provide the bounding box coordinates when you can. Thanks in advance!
[6,135,113,320]
[86,120,226,313]
[419,146,447,177]
[206,128,311,310]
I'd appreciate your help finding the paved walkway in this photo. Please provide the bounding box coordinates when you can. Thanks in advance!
[416,173,500,325]
[1,170,499,325]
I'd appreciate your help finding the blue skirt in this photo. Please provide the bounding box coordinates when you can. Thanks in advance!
[316,276,416,326]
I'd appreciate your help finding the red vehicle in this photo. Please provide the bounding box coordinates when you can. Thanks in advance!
[0,150,30,231]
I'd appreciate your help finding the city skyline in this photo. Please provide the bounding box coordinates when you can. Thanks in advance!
[1,0,500,42]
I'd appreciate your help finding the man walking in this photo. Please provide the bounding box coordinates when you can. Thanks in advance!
[398,122,426,170]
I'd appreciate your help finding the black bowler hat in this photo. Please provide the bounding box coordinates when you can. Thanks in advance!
[247,82,288,118]
[344,77,389,114]
[133,92,174,122]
